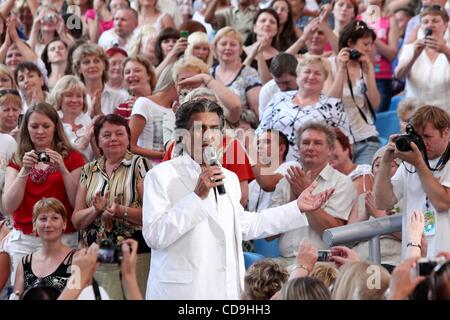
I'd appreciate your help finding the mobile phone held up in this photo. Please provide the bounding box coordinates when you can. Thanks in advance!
[317,250,332,262]
[180,30,189,39]
[17,114,24,128]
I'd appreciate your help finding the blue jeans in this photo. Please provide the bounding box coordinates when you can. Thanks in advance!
[376,78,393,113]
[354,138,381,165]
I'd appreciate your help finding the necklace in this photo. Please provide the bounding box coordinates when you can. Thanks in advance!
[29,163,56,184]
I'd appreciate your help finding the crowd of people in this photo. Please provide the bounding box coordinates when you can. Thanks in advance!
[0,0,449,300]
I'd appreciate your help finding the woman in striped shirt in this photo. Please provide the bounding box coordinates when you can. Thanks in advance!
[72,114,152,300]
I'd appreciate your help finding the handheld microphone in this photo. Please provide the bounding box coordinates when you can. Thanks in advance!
[204,146,226,195]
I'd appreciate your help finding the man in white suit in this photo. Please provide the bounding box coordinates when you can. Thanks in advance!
[142,99,333,300]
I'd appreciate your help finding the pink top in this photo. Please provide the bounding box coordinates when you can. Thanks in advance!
[357,15,393,79]
[86,9,114,34]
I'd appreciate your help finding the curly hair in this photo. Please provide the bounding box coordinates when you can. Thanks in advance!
[242,258,289,300]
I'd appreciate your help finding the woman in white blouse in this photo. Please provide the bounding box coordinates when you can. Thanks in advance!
[257,55,352,162]
[395,6,450,114]
[50,75,98,161]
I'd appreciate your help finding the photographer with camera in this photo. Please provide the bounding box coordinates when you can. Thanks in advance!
[395,6,450,114]
[328,20,382,165]
[58,239,143,300]
[374,105,450,259]
[3,102,85,287]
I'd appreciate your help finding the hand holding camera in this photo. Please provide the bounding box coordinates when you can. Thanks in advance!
[393,124,428,167]
[388,256,425,300]
[329,246,359,267]
[295,239,318,274]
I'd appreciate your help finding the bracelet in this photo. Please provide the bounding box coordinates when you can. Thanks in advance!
[17,168,30,179]
[205,76,213,87]
[294,264,309,273]
[406,241,421,249]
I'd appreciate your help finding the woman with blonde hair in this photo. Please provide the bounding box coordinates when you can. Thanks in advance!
[332,261,390,300]
[72,43,129,116]
[3,103,85,286]
[0,64,16,89]
[136,0,175,31]
[280,277,331,300]
[212,27,261,118]
[126,24,158,66]
[185,32,214,68]
[28,4,74,58]
[50,75,98,161]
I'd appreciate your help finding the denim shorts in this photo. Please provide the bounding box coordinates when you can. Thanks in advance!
[354,137,381,165]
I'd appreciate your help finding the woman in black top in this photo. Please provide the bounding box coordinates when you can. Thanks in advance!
[13,198,78,299]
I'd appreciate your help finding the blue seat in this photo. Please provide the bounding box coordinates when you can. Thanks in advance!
[253,238,280,258]
[375,111,400,146]
[389,95,405,111]
[243,252,265,270]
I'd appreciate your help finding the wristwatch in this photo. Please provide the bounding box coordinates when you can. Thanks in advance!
[406,241,421,249]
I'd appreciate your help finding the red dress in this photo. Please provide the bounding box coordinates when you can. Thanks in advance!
[8,150,85,234]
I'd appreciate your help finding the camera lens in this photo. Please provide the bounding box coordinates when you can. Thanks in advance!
[38,152,50,163]
[395,136,412,152]
[98,239,116,263]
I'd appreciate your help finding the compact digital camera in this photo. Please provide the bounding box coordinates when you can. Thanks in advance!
[37,152,50,163]
[97,239,124,264]
[349,49,362,60]
[317,250,332,262]
[44,13,56,23]
[416,257,446,276]
[395,124,426,153]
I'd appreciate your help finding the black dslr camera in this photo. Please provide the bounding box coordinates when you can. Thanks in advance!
[37,152,50,163]
[349,49,362,60]
[395,124,426,152]
[97,239,124,264]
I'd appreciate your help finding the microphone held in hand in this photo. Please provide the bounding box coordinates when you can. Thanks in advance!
[204,146,226,195]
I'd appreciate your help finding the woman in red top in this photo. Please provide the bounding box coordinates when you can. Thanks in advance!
[2,102,85,286]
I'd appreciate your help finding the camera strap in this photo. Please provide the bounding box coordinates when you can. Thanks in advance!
[92,278,102,300]
[346,65,376,125]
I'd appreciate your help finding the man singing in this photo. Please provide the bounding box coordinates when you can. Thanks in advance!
[142,99,333,299]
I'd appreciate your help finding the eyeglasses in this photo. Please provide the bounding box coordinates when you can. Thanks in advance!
[0,89,20,98]
[422,4,442,10]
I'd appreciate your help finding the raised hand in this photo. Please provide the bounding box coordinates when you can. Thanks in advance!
[295,239,318,275]
[330,245,359,267]
[22,150,38,170]
[194,165,225,199]
[388,256,425,300]
[407,210,425,244]
[104,196,121,219]
[296,182,334,213]
[44,148,67,172]
[286,165,313,199]
[93,190,109,215]
[424,35,448,53]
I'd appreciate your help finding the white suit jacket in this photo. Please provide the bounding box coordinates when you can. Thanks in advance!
[142,153,309,300]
